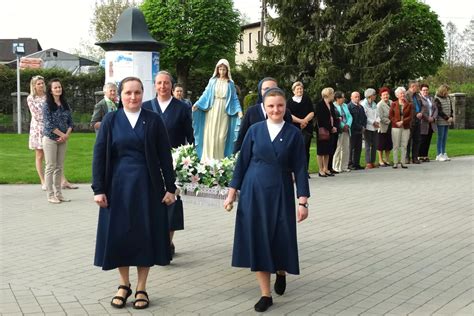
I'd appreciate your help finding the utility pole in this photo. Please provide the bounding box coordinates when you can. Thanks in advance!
[260,0,266,44]
[13,42,25,134]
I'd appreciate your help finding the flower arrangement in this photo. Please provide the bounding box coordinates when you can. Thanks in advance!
[172,144,237,194]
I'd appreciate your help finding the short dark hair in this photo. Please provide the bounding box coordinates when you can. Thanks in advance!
[334,91,345,100]
[420,83,429,90]
[173,83,184,91]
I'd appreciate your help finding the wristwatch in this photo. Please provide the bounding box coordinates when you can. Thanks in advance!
[299,202,309,208]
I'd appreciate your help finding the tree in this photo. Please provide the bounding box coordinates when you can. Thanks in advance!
[460,19,474,66]
[445,22,460,66]
[141,0,240,92]
[252,0,444,96]
[75,0,138,61]
[389,0,445,81]
[444,19,474,66]
[91,0,138,42]
[239,11,252,26]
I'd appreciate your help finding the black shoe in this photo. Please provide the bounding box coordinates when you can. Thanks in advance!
[401,164,408,169]
[274,273,286,295]
[307,174,311,179]
[254,296,273,312]
[318,173,327,178]
[329,169,339,174]
[111,284,132,309]
[133,290,149,309]
[325,172,335,177]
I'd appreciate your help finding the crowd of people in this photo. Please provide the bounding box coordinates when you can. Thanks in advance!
[26,64,454,312]
[310,82,454,176]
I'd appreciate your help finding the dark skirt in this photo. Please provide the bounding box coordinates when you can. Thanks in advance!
[377,131,393,151]
[317,132,337,155]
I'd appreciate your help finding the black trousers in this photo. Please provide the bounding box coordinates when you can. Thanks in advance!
[407,120,421,161]
[349,133,363,167]
[419,125,433,157]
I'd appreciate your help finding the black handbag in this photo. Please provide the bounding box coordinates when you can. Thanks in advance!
[168,195,184,231]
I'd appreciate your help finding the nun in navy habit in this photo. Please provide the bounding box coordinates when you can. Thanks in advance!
[224,87,310,313]
[92,77,176,310]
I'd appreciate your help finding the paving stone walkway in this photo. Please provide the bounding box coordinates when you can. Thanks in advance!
[1,156,473,315]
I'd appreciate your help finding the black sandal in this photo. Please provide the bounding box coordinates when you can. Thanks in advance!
[110,284,132,308]
[133,290,149,309]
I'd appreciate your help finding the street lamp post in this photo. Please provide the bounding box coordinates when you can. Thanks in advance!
[13,42,25,134]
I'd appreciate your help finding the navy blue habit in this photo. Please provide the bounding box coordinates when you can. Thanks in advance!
[234,104,292,153]
[230,121,310,275]
[92,108,176,270]
[142,97,194,148]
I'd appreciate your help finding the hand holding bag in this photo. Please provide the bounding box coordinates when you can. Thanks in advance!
[168,195,184,231]
[318,127,330,141]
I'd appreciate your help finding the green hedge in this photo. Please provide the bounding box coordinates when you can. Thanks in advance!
[0,65,105,115]
[243,93,258,113]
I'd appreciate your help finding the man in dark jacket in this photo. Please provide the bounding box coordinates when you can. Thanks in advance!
[405,81,423,164]
[348,91,367,170]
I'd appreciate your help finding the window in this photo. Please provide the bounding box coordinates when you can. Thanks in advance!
[248,33,252,53]
[239,35,244,54]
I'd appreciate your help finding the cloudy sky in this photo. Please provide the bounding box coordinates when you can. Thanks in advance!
[2,0,472,54]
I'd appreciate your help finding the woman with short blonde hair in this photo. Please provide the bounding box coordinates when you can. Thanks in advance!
[315,87,338,177]
[321,87,335,99]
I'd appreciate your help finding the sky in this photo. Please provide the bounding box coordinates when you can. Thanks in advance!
[1,0,473,54]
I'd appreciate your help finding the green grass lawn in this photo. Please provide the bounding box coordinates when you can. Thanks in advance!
[307,129,474,173]
[0,133,96,184]
[0,130,473,184]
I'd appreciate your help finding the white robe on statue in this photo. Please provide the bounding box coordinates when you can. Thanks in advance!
[202,79,229,160]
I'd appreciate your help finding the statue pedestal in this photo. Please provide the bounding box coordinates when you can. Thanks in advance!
[180,183,229,199]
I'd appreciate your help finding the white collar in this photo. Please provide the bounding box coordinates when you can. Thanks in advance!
[266,120,285,141]
[292,95,302,103]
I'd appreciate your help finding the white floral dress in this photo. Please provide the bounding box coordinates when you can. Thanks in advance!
[27,95,46,149]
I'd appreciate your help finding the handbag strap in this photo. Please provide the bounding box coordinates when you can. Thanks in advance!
[151,98,161,114]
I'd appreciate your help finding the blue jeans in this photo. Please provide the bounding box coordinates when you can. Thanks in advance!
[437,125,449,155]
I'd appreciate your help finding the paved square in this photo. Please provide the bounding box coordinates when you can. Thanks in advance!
[1,157,472,315]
